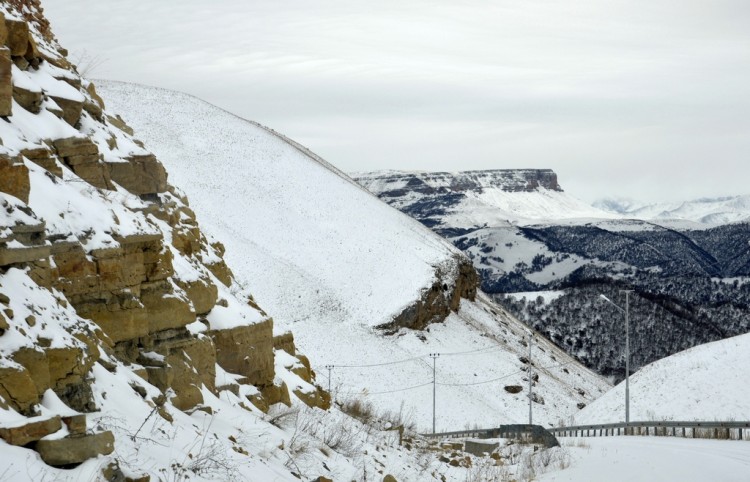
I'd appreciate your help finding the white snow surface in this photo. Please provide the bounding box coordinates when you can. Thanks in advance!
[575,333,750,424]
[538,437,750,482]
[97,81,610,431]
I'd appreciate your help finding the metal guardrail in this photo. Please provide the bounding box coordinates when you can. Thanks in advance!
[424,421,750,446]
[424,424,560,448]
[550,421,750,440]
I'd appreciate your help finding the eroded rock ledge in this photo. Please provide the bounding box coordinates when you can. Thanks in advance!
[378,256,479,333]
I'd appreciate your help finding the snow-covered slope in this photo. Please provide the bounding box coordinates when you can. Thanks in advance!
[100,83,460,333]
[575,333,750,423]
[98,81,610,430]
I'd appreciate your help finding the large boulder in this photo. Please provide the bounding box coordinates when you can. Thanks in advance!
[141,282,195,333]
[4,18,28,56]
[176,277,217,316]
[20,147,62,177]
[12,83,42,113]
[105,154,168,195]
[210,319,274,386]
[0,13,6,46]
[0,415,62,446]
[0,155,30,203]
[0,365,40,414]
[293,386,331,410]
[49,95,83,126]
[51,137,112,190]
[35,430,115,466]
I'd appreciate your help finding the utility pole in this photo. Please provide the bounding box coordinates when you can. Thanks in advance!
[527,332,533,426]
[622,289,632,430]
[599,291,634,432]
[324,365,333,393]
[429,353,440,434]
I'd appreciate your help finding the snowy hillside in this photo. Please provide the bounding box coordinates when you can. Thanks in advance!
[98,81,610,430]
[575,333,750,423]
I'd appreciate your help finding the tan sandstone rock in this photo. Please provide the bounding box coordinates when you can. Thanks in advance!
[0,365,40,414]
[12,83,42,113]
[35,430,115,466]
[0,155,30,203]
[0,13,7,46]
[51,137,112,190]
[210,319,274,386]
[4,18,28,56]
[20,147,62,177]
[293,386,331,410]
[0,415,61,446]
[175,277,217,316]
[0,47,11,116]
[49,95,83,127]
[106,154,168,195]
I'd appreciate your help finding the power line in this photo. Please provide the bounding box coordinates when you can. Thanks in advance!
[328,344,504,369]
[436,359,578,388]
[337,381,433,396]
[332,354,427,368]
[441,345,504,357]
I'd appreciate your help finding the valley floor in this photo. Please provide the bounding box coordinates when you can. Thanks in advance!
[539,437,750,482]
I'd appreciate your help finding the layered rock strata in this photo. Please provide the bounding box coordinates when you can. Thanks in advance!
[0,2,329,469]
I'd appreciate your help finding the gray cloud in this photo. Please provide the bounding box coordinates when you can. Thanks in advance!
[44,0,750,202]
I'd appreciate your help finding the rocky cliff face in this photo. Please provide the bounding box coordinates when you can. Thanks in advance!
[0,1,327,470]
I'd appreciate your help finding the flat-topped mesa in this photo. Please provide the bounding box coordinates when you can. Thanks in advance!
[355,169,562,197]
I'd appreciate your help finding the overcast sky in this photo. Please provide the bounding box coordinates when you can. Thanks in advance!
[44,0,750,203]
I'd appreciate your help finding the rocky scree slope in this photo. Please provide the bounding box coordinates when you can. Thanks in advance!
[0,3,330,479]
[97,81,610,431]
[356,170,750,382]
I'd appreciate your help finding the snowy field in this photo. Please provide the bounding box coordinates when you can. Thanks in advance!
[539,437,750,482]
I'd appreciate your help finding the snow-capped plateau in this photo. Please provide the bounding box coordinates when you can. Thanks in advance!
[356,169,617,227]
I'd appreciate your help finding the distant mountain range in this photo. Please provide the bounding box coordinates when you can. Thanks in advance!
[355,170,750,381]
[594,195,750,225]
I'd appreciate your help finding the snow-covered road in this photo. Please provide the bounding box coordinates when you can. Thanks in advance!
[539,437,750,482]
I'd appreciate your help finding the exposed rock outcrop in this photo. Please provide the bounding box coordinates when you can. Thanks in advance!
[378,256,479,332]
[0,4,327,471]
